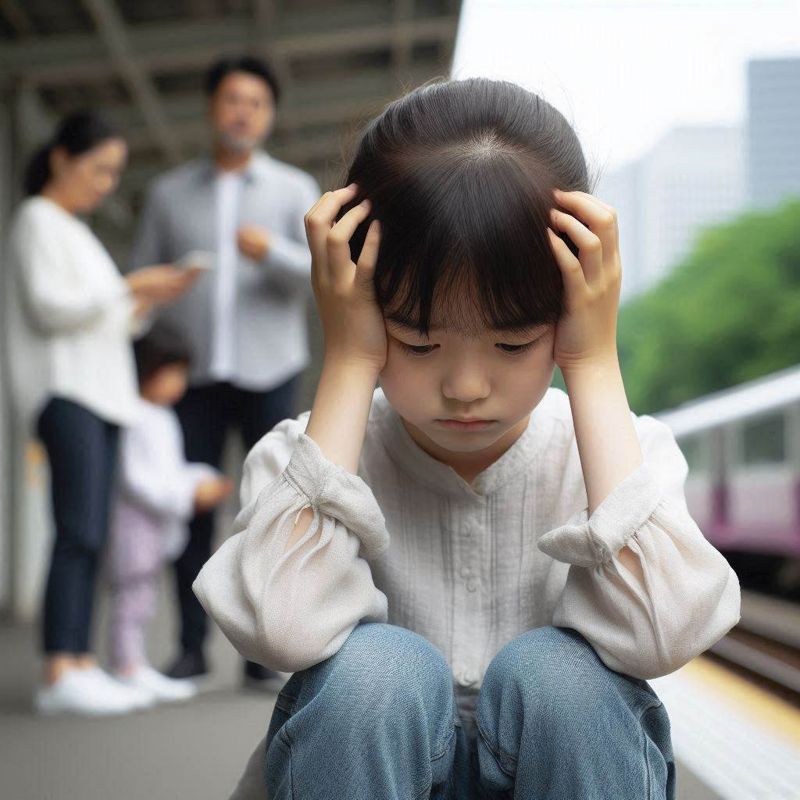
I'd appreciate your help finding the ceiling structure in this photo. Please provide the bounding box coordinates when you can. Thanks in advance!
[0,0,463,211]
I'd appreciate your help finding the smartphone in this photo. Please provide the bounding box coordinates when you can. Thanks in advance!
[175,250,215,271]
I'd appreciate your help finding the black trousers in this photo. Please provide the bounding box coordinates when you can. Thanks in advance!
[173,375,300,655]
[37,397,120,654]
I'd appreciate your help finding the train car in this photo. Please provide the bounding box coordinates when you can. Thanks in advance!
[656,365,800,590]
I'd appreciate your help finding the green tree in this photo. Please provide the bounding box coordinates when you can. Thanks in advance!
[616,198,800,414]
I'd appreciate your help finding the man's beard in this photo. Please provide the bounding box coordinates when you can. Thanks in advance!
[217,130,265,154]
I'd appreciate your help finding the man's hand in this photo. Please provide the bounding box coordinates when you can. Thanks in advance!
[237,224,271,261]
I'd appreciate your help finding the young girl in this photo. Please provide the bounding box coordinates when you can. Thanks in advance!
[106,322,233,702]
[193,78,740,799]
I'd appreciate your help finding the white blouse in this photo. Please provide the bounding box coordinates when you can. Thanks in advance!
[5,196,141,430]
[194,387,741,798]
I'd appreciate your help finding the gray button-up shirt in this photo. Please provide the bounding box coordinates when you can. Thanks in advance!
[129,152,319,390]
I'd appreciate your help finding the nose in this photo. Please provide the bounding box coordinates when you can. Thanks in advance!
[441,360,490,405]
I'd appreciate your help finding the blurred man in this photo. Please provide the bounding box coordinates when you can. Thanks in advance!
[130,55,319,689]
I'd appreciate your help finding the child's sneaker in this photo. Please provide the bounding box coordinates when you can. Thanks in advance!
[34,668,141,717]
[115,665,197,703]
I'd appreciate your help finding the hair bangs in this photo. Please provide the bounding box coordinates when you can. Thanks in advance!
[373,148,565,336]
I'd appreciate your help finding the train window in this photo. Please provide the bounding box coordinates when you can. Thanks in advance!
[741,413,786,465]
[679,435,708,474]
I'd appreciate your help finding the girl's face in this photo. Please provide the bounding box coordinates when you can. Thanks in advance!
[379,315,556,464]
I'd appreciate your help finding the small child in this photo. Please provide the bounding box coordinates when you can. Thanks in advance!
[107,321,233,703]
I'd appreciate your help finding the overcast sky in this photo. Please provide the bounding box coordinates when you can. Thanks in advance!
[452,0,800,176]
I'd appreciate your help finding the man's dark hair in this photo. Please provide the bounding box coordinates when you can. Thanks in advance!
[133,320,193,388]
[340,78,593,336]
[204,55,281,104]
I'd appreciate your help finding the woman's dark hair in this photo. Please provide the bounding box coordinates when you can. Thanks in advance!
[204,55,281,104]
[342,78,593,335]
[133,321,193,388]
[23,110,121,197]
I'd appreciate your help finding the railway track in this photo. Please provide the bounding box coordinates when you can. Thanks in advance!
[707,589,800,700]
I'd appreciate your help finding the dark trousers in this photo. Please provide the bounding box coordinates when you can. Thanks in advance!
[37,397,120,654]
[173,375,300,656]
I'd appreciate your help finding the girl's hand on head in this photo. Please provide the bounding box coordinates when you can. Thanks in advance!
[547,190,622,374]
[304,184,386,372]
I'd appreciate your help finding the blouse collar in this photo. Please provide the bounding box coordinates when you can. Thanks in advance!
[373,389,558,499]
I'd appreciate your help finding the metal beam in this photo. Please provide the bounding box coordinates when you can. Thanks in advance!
[80,0,181,164]
[0,0,34,37]
[392,0,415,80]
[0,14,460,87]
[253,0,292,96]
[108,64,438,138]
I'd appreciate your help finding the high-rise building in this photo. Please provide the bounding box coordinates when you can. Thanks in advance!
[747,57,800,209]
[598,126,745,300]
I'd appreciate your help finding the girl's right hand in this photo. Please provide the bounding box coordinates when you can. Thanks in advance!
[304,184,385,372]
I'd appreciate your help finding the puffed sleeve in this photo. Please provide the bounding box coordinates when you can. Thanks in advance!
[192,413,389,673]
[537,414,741,679]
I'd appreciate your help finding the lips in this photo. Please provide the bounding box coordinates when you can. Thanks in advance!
[436,418,495,431]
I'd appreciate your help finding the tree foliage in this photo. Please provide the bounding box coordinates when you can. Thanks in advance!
[616,198,800,414]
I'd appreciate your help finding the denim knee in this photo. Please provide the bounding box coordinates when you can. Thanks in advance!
[481,626,648,718]
[287,624,455,744]
[268,623,458,796]
[478,627,664,760]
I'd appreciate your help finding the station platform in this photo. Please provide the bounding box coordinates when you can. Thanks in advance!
[2,578,798,799]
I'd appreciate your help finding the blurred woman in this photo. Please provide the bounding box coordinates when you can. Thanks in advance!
[5,111,201,716]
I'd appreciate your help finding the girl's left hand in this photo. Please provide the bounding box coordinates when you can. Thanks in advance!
[547,190,622,373]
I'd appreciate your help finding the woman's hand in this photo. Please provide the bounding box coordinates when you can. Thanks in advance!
[126,265,202,308]
[547,190,622,374]
[304,184,385,372]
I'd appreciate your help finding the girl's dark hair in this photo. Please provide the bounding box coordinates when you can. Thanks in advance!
[204,55,281,104]
[23,110,121,197]
[133,321,193,388]
[343,78,592,335]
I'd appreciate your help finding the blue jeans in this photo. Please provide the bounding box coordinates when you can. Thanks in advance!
[264,624,675,799]
[37,397,120,654]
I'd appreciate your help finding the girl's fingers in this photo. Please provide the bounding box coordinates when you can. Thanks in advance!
[326,200,373,281]
[305,183,359,262]
[547,228,586,297]
[553,189,619,254]
[549,208,604,284]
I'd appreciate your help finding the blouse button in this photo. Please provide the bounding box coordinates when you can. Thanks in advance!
[456,669,477,688]
[466,578,479,592]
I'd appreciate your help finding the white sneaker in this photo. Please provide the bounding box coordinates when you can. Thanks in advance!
[34,668,139,717]
[80,666,156,710]
[114,665,197,704]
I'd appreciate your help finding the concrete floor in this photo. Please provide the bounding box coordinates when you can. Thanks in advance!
[0,573,720,799]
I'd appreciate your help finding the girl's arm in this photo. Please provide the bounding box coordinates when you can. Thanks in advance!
[192,414,389,672]
[193,184,391,672]
[285,184,385,545]
[538,414,740,678]
[542,191,740,677]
